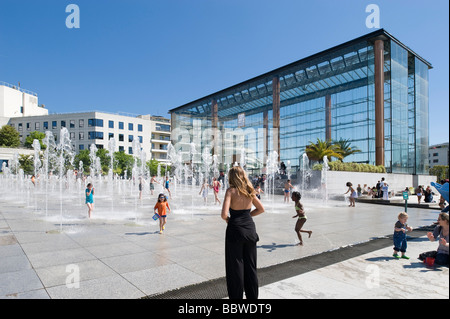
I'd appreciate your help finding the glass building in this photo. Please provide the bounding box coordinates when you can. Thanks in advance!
[169,29,432,174]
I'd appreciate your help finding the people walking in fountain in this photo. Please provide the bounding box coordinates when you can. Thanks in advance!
[138,177,144,200]
[199,179,209,204]
[211,177,221,205]
[291,191,312,246]
[284,179,294,203]
[154,193,171,234]
[85,183,94,218]
[31,175,36,187]
[393,212,413,259]
[164,176,172,199]
[150,175,158,196]
[344,182,357,207]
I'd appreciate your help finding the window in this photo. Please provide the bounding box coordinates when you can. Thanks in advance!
[119,134,124,142]
[138,124,143,132]
[70,120,75,128]
[129,147,133,154]
[52,121,57,129]
[156,124,171,132]
[128,123,133,131]
[79,144,84,151]
[18,123,23,131]
[88,131,104,140]
[79,132,84,140]
[109,133,114,140]
[79,119,84,128]
[129,135,133,142]
[119,146,124,152]
[27,123,31,131]
[109,120,114,129]
[119,122,124,130]
[43,122,48,130]
[35,122,40,130]
[70,132,75,140]
[433,153,439,156]
[138,136,143,143]
[433,159,439,163]
[61,120,66,128]
[88,119,104,127]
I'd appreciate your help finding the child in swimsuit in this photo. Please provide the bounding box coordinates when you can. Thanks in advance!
[291,191,312,246]
[284,179,293,203]
[255,185,264,200]
[164,176,172,199]
[345,182,357,207]
[154,193,171,234]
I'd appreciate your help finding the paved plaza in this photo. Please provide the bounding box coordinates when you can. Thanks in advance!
[0,188,448,299]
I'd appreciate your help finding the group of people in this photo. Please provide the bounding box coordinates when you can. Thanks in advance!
[343,179,389,207]
[393,210,449,267]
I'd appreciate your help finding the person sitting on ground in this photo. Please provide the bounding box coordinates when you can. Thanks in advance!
[419,212,449,267]
[424,186,433,203]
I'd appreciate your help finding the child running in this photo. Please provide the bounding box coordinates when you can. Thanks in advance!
[154,193,171,234]
[85,183,94,218]
[291,191,312,246]
[393,212,413,259]
[344,182,357,207]
[255,184,264,200]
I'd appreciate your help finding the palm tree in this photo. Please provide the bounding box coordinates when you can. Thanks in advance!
[305,138,343,162]
[333,138,361,161]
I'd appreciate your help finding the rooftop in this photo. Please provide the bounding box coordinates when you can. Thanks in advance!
[169,29,432,117]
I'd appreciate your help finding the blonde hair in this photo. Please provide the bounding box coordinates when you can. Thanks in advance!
[398,212,408,219]
[228,166,255,198]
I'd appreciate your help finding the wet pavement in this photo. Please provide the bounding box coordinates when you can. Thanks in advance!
[0,191,447,299]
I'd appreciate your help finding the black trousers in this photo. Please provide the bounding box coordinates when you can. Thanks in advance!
[225,238,258,299]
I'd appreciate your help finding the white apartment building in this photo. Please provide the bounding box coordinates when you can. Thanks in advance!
[428,143,449,168]
[0,82,48,126]
[1,82,170,163]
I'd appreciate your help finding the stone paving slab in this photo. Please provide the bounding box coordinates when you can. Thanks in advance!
[258,237,449,299]
[0,192,446,299]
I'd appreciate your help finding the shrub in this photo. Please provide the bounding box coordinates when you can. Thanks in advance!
[312,161,386,173]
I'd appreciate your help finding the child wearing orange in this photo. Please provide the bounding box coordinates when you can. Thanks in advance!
[154,193,171,234]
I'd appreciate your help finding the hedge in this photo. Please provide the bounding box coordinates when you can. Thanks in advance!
[312,162,386,173]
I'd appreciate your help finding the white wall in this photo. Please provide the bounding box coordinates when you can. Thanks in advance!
[323,171,437,195]
[0,84,48,118]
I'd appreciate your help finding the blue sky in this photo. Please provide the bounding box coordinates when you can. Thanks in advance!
[0,0,448,145]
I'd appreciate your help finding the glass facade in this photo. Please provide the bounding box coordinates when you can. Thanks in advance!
[170,30,431,174]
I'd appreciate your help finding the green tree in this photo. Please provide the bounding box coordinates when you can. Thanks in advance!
[0,125,21,148]
[429,165,449,181]
[24,131,47,150]
[96,148,111,174]
[18,154,34,175]
[146,158,170,176]
[305,138,343,162]
[114,151,134,177]
[333,138,361,161]
[74,149,91,174]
